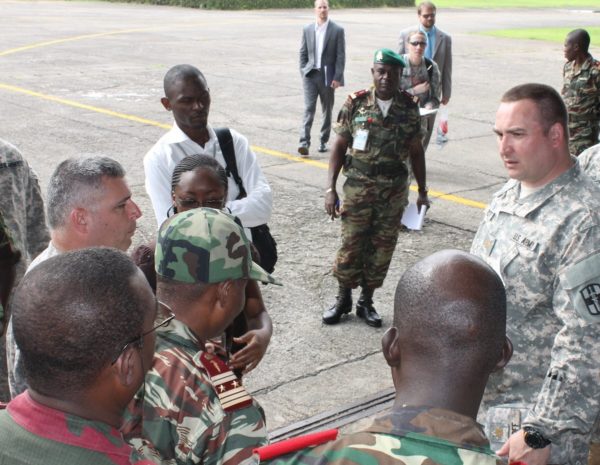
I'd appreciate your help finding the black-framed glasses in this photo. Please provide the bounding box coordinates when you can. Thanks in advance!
[175,197,225,210]
[410,41,427,47]
[111,300,175,364]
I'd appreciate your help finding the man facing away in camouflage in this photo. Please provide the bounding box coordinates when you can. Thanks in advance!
[471,83,600,465]
[247,249,512,464]
[0,248,159,465]
[323,48,429,328]
[562,29,600,156]
[122,208,281,465]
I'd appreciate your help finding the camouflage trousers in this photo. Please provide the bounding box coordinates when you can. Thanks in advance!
[569,121,600,156]
[334,176,408,289]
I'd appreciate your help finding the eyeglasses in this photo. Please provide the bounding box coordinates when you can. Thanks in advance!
[410,41,427,47]
[175,198,225,210]
[421,13,435,19]
[111,301,175,364]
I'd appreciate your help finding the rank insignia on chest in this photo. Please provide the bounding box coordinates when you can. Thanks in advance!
[200,352,252,412]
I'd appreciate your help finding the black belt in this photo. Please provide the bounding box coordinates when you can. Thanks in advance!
[345,155,407,177]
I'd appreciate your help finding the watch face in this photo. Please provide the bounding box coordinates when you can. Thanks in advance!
[524,429,550,449]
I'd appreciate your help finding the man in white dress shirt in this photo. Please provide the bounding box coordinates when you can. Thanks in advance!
[144,64,273,228]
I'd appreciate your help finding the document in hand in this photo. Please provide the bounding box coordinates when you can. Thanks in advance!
[401,202,427,230]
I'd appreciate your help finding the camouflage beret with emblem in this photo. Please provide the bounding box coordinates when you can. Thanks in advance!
[155,208,281,285]
[373,48,406,67]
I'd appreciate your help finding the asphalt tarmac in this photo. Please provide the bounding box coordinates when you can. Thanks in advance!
[1,0,598,430]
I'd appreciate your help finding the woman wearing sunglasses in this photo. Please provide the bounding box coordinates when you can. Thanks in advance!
[400,30,441,151]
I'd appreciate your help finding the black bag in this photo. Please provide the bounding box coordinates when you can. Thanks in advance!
[215,128,278,273]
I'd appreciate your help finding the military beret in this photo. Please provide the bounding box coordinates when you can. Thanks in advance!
[155,208,281,286]
[373,48,406,67]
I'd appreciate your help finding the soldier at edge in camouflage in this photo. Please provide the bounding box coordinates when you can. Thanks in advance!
[323,48,430,328]
[247,250,511,464]
[561,29,600,156]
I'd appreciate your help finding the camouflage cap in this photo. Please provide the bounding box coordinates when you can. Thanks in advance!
[155,208,281,285]
[373,48,406,67]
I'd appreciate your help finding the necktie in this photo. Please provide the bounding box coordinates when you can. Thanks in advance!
[425,30,433,60]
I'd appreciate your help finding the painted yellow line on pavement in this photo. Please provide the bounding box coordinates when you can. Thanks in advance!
[0,28,156,57]
[0,82,486,210]
[0,83,170,129]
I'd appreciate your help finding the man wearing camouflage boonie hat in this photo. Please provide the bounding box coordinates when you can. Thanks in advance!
[123,208,279,465]
[323,47,430,328]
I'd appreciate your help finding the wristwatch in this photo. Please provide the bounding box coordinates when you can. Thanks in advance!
[523,427,551,449]
[418,186,428,194]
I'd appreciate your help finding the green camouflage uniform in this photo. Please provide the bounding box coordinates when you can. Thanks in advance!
[123,208,278,465]
[123,318,268,465]
[333,87,421,289]
[471,163,600,464]
[562,55,600,156]
[253,406,501,465]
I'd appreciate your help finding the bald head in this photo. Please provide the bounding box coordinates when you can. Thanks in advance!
[567,28,590,53]
[393,250,506,372]
[163,64,207,98]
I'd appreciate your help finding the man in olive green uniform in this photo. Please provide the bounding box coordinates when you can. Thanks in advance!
[562,29,600,156]
[323,48,429,328]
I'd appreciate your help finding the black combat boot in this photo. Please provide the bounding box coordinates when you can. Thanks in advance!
[322,285,352,325]
[356,287,382,328]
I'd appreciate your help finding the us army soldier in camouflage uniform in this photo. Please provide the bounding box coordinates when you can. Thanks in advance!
[562,29,600,156]
[123,208,281,465]
[0,138,48,401]
[578,142,600,183]
[472,83,600,464]
[247,250,511,464]
[0,211,21,333]
[323,48,429,328]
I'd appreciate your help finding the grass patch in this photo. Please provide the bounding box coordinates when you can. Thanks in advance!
[426,0,599,7]
[482,26,600,43]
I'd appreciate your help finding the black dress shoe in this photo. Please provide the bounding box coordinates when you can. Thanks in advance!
[323,287,352,325]
[356,299,382,328]
[298,145,309,157]
[318,142,327,153]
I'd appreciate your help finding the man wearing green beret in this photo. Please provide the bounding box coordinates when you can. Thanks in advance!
[123,208,280,465]
[323,48,430,328]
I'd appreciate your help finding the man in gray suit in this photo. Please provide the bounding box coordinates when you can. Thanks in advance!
[399,1,452,106]
[298,0,345,157]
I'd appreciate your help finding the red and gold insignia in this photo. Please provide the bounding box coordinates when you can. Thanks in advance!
[200,352,252,412]
[350,89,369,100]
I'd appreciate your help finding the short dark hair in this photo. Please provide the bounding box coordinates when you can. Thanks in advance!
[46,157,125,229]
[157,274,209,305]
[568,28,590,53]
[12,248,147,397]
[417,1,436,14]
[393,250,506,373]
[501,83,568,135]
[171,154,228,194]
[163,64,207,98]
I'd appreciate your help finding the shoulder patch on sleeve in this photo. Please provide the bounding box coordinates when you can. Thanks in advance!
[561,253,600,324]
[350,89,369,100]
